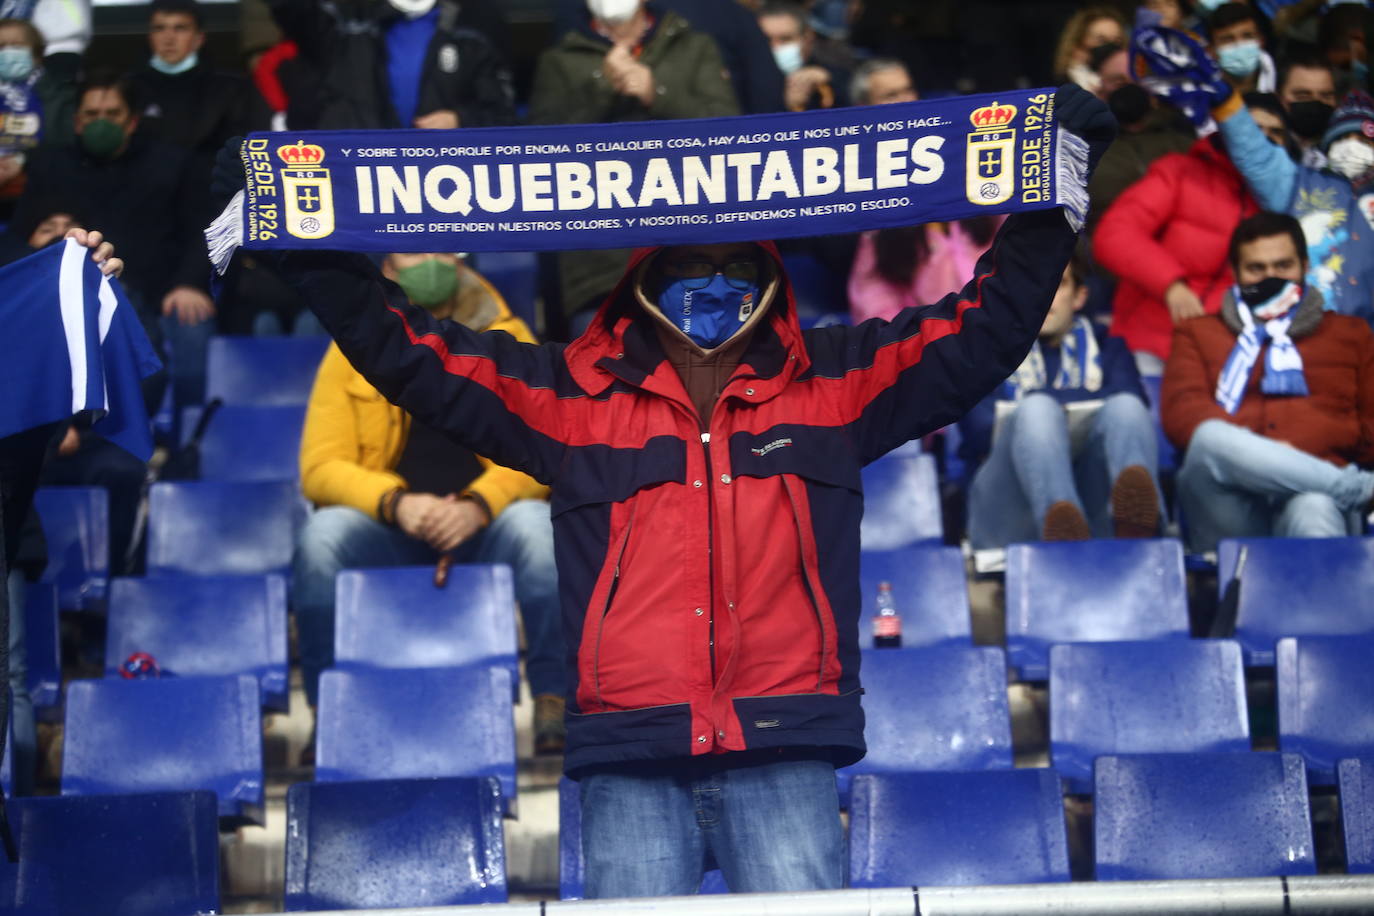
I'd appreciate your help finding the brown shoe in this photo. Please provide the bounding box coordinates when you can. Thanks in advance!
[1042,500,1091,541]
[1111,465,1160,539]
[534,693,567,756]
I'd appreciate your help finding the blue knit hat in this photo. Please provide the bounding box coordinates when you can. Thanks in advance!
[1322,90,1374,150]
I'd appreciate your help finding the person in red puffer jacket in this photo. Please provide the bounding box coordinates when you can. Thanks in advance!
[1096,94,1292,373]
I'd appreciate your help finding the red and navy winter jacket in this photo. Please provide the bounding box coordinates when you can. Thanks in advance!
[275,207,1077,775]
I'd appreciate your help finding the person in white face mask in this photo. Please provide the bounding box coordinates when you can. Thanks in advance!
[755,0,849,111]
[0,16,77,207]
[1206,2,1276,95]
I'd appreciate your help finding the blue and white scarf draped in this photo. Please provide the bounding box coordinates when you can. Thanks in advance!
[1000,317,1103,401]
[1130,26,1219,129]
[1214,283,1309,414]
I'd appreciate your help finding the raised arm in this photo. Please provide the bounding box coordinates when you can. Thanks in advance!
[1214,98,1298,211]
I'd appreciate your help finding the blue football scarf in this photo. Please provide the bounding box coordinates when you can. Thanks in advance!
[1131,26,1219,129]
[1214,280,1308,415]
[0,72,43,154]
[1000,316,1103,401]
[207,89,1089,270]
[0,240,162,460]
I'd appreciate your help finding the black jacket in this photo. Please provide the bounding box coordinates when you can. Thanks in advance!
[269,0,516,129]
[128,61,253,157]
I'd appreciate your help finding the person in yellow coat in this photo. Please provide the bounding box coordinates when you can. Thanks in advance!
[293,252,566,754]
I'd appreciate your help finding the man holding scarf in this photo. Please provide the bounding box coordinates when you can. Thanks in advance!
[213,83,1116,897]
[1162,211,1374,553]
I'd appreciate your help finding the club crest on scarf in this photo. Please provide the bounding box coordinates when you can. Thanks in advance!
[966,100,1019,206]
[278,140,336,240]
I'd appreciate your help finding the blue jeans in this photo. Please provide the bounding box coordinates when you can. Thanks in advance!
[580,757,844,898]
[251,309,325,337]
[291,500,563,705]
[1177,420,1374,552]
[6,572,36,796]
[968,392,1159,549]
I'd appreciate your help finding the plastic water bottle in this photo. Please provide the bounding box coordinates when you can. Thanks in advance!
[872,581,902,648]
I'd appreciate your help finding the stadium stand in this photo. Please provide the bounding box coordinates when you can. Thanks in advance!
[23,582,61,719]
[145,480,307,577]
[1277,636,1374,785]
[104,574,290,711]
[857,545,972,648]
[197,404,308,483]
[1094,753,1316,880]
[1338,758,1374,875]
[471,251,539,331]
[205,336,331,407]
[1005,539,1190,680]
[32,485,109,611]
[1217,537,1374,665]
[858,452,943,549]
[1050,640,1250,792]
[848,769,1071,887]
[314,665,517,810]
[61,674,265,824]
[284,776,507,910]
[0,791,221,914]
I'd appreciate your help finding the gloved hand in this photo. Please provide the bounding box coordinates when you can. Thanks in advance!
[1054,83,1118,173]
[210,136,247,209]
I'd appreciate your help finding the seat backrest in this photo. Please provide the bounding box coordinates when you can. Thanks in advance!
[198,404,308,482]
[285,776,506,909]
[1094,752,1315,880]
[334,565,518,687]
[33,486,109,611]
[1005,539,1189,680]
[1217,538,1374,665]
[838,646,1013,802]
[0,791,220,915]
[471,251,537,330]
[315,665,516,807]
[23,582,62,717]
[62,674,264,823]
[849,769,1070,887]
[1338,758,1374,875]
[1277,636,1374,785]
[146,480,306,577]
[857,546,971,649]
[205,335,330,406]
[105,574,290,711]
[1050,640,1249,792]
[859,453,943,550]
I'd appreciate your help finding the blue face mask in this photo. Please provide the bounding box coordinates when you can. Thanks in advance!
[1217,40,1261,78]
[149,50,198,75]
[0,46,34,82]
[657,273,759,350]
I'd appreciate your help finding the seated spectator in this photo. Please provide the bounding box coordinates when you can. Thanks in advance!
[1053,6,1128,93]
[960,257,1160,547]
[756,0,849,111]
[1275,50,1338,167]
[293,252,565,754]
[529,0,737,332]
[0,17,78,219]
[1207,3,1277,94]
[1096,94,1285,372]
[267,0,516,130]
[848,56,917,107]
[1163,212,1374,551]
[128,0,251,157]
[0,196,80,264]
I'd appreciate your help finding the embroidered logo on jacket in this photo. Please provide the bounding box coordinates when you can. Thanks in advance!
[751,437,793,456]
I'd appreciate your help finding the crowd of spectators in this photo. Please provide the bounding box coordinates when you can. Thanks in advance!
[0,0,1371,773]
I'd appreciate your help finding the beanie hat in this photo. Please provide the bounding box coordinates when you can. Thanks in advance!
[1321,90,1374,150]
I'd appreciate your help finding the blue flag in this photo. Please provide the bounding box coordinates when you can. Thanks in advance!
[0,240,162,460]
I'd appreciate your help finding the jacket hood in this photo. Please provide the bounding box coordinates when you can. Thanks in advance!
[563,240,811,398]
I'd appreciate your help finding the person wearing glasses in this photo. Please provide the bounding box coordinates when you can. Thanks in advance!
[220,83,1116,898]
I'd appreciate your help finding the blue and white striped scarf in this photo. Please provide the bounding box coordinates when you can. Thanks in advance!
[1214,281,1308,414]
[1001,316,1102,400]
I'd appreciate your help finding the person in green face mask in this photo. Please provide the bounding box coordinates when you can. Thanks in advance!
[74,82,138,161]
[386,252,463,316]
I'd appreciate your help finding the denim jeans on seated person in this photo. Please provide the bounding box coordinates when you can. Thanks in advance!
[579,755,844,898]
[291,499,563,705]
[1176,419,1374,553]
[968,391,1159,549]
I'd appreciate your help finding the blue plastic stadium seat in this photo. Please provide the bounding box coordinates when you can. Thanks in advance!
[1138,374,1177,475]
[557,776,727,899]
[24,582,62,719]
[849,770,1070,887]
[1094,753,1315,880]
[1217,537,1374,666]
[62,674,265,823]
[334,565,519,696]
[146,480,307,577]
[33,486,109,611]
[1050,640,1249,793]
[860,452,943,549]
[780,252,846,319]
[858,546,971,648]
[838,647,1012,802]
[315,665,516,810]
[285,776,506,910]
[1277,636,1374,785]
[198,404,308,482]
[205,335,330,406]
[1005,539,1189,681]
[0,791,220,914]
[105,574,290,711]
[1338,758,1374,874]
[472,251,538,330]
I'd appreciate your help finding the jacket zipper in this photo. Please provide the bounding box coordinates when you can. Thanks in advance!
[784,477,828,692]
[701,431,716,686]
[592,515,634,710]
